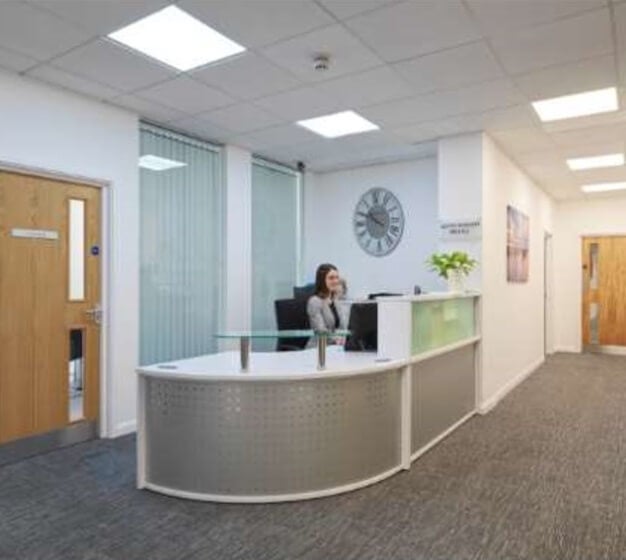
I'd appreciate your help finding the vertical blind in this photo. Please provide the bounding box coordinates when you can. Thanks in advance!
[251,161,300,350]
[139,124,223,365]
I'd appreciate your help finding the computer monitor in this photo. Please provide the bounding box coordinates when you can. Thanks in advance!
[344,302,377,351]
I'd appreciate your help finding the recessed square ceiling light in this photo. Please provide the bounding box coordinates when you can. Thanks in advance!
[108,5,245,71]
[139,154,187,171]
[567,153,624,171]
[532,87,618,122]
[297,110,379,138]
[581,181,626,193]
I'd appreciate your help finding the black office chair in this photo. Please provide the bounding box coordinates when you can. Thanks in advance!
[293,284,316,301]
[274,298,310,351]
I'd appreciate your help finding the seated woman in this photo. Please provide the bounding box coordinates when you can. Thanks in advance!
[307,263,349,334]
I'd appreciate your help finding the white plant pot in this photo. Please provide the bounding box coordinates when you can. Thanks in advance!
[446,269,465,292]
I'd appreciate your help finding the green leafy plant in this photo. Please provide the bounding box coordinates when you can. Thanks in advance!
[427,251,478,279]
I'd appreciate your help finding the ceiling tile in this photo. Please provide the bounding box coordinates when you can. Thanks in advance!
[361,78,525,127]
[201,104,284,134]
[569,166,626,184]
[490,127,557,154]
[191,53,302,100]
[467,0,606,34]
[305,142,435,172]
[27,0,171,35]
[135,76,234,113]
[392,41,504,95]
[394,105,538,142]
[556,140,625,159]
[344,0,481,62]
[614,3,626,85]
[254,85,344,121]
[514,55,616,100]
[27,64,122,100]
[317,0,399,20]
[232,124,321,150]
[178,0,334,48]
[108,93,188,123]
[53,39,176,92]
[313,65,412,107]
[0,1,92,61]
[0,45,38,72]
[166,116,233,145]
[549,121,626,148]
[261,24,383,83]
[489,9,612,74]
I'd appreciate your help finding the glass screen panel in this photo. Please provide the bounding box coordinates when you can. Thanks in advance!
[69,329,84,422]
[69,199,85,301]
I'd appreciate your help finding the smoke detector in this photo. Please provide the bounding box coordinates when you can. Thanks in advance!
[313,54,330,72]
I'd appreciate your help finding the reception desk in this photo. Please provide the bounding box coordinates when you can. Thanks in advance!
[137,292,480,503]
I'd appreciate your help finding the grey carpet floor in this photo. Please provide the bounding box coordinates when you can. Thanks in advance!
[2,353,626,560]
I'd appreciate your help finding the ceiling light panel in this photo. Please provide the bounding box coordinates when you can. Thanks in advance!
[109,5,245,71]
[567,153,624,170]
[581,181,626,193]
[297,110,379,138]
[532,87,618,122]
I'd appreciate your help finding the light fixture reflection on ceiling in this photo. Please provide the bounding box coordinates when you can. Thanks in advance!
[139,154,187,171]
[532,87,618,122]
[297,110,379,138]
[567,153,624,171]
[108,5,246,71]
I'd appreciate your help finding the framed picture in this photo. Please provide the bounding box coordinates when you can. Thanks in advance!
[507,205,529,283]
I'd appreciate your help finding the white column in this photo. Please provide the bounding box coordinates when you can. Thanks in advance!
[437,133,484,291]
[222,145,252,342]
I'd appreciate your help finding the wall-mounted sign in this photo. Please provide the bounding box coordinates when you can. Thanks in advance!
[11,228,59,240]
[439,219,481,241]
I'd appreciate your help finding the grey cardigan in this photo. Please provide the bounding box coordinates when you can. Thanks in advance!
[307,295,349,332]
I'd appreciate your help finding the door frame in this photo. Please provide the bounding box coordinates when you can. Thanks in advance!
[0,159,111,438]
[580,232,626,354]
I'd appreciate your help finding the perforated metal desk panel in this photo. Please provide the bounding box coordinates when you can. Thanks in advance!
[137,341,478,503]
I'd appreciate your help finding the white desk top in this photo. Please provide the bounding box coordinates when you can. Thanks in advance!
[137,346,406,381]
[377,291,481,303]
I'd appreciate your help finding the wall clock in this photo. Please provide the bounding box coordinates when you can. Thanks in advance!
[353,187,404,257]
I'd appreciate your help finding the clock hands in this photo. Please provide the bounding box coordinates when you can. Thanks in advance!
[356,210,385,227]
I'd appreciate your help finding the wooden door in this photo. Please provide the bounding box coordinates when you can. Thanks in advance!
[0,170,101,444]
[582,236,626,347]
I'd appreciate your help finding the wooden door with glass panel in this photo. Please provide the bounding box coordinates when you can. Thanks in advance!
[0,170,101,444]
[582,236,626,348]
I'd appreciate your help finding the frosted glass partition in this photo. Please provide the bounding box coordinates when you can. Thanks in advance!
[411,297,475,355]
[140,124,223,365]
[251,161,300,351]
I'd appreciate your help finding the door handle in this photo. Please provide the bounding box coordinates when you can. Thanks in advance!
[84,304,103,325]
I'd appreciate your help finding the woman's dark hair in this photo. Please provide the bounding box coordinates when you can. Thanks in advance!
[314,263,338,297]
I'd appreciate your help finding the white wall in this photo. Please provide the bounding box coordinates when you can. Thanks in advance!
[438,134,483,291]
[303,158,439,298]
[480,134,554,410]
[0,70,139,437]
[553,197,626,352]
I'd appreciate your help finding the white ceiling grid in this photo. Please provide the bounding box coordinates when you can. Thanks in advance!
[0,0,624,198]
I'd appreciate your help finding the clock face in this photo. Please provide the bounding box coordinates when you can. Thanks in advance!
[353,187,404,257]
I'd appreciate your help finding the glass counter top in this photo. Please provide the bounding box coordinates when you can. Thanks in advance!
[215,330,350,339]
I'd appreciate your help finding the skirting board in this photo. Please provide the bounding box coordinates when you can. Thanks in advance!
[109,420,137,438]
[554,346,581,354]
[478,356,544,415]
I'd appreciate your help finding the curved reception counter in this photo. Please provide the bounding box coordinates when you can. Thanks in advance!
[137,293,480,503]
